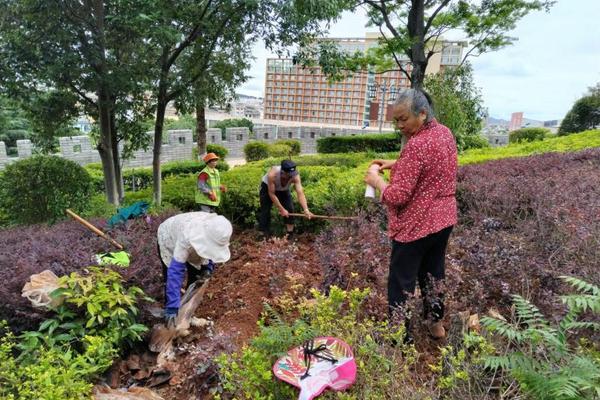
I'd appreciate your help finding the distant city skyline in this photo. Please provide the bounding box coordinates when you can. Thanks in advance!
[238,0,600,122]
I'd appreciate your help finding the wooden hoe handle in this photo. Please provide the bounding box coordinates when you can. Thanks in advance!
[66,209,124,250]
[287,213,357,221]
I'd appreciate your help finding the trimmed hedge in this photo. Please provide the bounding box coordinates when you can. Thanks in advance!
[244,142,269,162]
[509,127,549,144]
[273,139,301,155]
[460,134,490,150]
[207,143,229,159]
[460,129,600,165]
[317,133,400,153]
[192,143,229,161]
[82,129,600,234]
[86,159,229,193]
[0,155,93,224]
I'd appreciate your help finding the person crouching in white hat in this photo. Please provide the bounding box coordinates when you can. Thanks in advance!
[157,212,233,326]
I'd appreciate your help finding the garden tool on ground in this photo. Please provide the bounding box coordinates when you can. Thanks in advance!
[287,213,357,221]
[66,209,124,250]
[149,279,210,358]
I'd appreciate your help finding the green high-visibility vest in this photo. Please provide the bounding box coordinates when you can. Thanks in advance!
[195,166,221,207]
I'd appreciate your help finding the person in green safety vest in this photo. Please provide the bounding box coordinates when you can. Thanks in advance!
[195,152,227,213]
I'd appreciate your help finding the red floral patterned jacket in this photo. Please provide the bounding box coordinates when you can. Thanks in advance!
[381,119,458,243]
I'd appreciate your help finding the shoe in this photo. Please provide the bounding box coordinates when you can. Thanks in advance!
[284,231,295,241]
[429,321,446,339]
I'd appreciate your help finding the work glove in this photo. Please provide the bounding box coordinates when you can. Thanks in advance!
[208,191,217,201]
[164,307,178,328]
[205,259,216,274]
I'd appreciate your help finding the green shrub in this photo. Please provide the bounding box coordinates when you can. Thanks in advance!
[212,118,253,139]
[0,323,115,400]
[274,139,301,155]
[267,143,293,158]
[558,89,600,135]
[207,143,229,159]
[19,267,151,355]
[0,268,149,399]
[244,141,270,162]
[82,193,118,219]
[509,127,549,143]
[459,134,490,151]
[460,129,600,165]
[192,143,230,161]
[317,133,400,153]
[0,155,92,224]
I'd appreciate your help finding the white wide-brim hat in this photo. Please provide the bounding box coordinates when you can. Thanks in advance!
[186,214,232,263]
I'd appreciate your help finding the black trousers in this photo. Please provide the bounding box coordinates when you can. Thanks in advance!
[258,182,294,234]
[388,226,453,321]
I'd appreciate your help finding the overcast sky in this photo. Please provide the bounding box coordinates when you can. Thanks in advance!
[238,0,600,121]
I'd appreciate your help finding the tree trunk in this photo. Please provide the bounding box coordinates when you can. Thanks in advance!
[110,112,124,201]
[97,91,119,205]
[408,0,427,89]
[153,99,167,206]
[91,0,119,205]
[196,99,207,159]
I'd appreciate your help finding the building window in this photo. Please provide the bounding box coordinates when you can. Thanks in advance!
[178,137,185,144]
[310,132,316,139]
[287,132,293,138]
[73,144,82,153]
[237,134,243,141]
[264,132,269,139]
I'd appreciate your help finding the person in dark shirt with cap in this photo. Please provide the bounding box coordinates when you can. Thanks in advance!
[259,159,314,237]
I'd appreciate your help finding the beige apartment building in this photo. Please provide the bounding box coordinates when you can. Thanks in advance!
[263,34,464,129]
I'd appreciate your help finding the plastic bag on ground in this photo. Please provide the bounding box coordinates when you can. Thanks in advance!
[21,270,65,309]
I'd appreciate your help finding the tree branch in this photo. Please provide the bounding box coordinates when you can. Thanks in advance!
[167,11,233,101]
[165,0,216,69]
[459,32,492,67]
[424,0,451,34]
[364,0,400,38]
[378,25,411,81]
[68,82,97,108]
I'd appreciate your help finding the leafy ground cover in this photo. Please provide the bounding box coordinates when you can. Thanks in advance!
[1,144,599,398]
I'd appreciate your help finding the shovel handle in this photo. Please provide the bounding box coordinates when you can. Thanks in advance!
[66,209,124,250]
[287,213,357,221]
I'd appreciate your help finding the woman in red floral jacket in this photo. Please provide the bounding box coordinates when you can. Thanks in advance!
[365,89,458,341]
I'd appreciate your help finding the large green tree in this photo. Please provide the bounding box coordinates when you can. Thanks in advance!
[0,0,152,204]
[297,0,554,89]
[558,84,600,135]
[144,0,339,205]
[424,63,487,150]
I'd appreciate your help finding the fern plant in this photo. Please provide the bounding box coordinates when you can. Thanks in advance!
[482,276,600,400]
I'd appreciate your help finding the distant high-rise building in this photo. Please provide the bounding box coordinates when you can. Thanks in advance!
[509,112,524,131]
[263,34,465,128]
